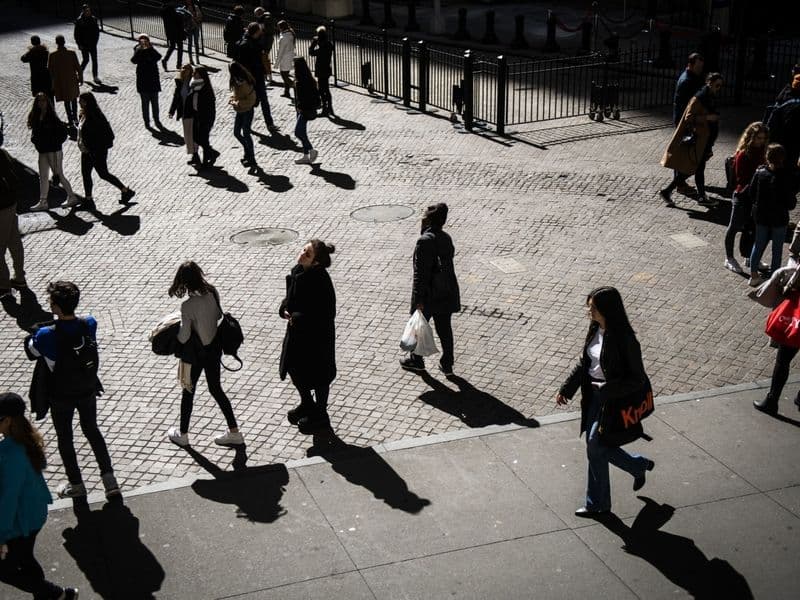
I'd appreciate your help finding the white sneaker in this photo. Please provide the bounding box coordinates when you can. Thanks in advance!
[748,276,764,287]
[309,149,318,163]
[724,258,743,274]
[57,482,87,498]
[64,196,81,208]
[294,154,311,165]
[168,427,190,447]
[214,430,244,446]
[30,200,49,211]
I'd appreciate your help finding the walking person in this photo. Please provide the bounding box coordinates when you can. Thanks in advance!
[767,72,800,174]
[556,286,655,517]
[160,0,185,71]
[0,149,26,298]
[228,61,257,171]
[0,392,79,599]
[47,35,82,127]
[235,23,278,133]
[309,25,334,116]
[166,261,244,447]
[748,144,799,286]
[223,4,245,59]
[254,7,276,84]
[280,240,337,434]
[187,66,218,168]
[670,53,705,197]
[74,3,101,84]
[27,281,121,499]
[131,35,163,129]
[660,73,724,208]
[27,94,79,211]
[77,92,135,206]
[399,203,461,376]
[180,0,203,65]
[293,57,321,165]
[20,36,52,101]
[275,20,296,99]
[723,122,768,275]
[169,64,199,164]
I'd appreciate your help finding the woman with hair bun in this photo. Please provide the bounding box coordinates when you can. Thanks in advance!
[279,240,337,434]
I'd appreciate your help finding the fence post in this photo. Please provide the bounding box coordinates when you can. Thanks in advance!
[402,37,411,107]
[511,15,528,49]
[382,28,389,100]
[578,20,592,56]
[382,0,396,29]
[496,54,507,136]
[463,50,473,131]
[406,0,420,32]
[331,19,338,87]
[360,0,374,26]
[453,8,470,40]
[418,40,428,112]
[482,10,498,45]
[543,10,559,52]
[127,0,135,40]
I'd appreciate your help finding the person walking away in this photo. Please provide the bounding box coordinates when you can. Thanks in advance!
[767,72,800,175]
[48,35,82,127]
[309,26,334,116]
[235,23,278,133]
[254,7,276,84]
[399,203,461,376]
[20,36,52,101]
[77,92,135,206]
[556,286,655,517]
[131,35,163,129]
[187,66,218,168]
[228,62,257,171]
[670,53,705,197]
[280,241,337,434]
[74,4,101,84]
[275,20,296,98]
[0,149,26,298]
[292,57,320,165]
[660,72,724,208]
[723,122,768,274]
[167,261,244,447]
[27,94,79,211]
[0,392,79,599]
[27,280,121,499]
[169,65,199,164]
[160,0,185,71]
[179,0,203,65]
[223,4,245,59]
[748,144,800,287]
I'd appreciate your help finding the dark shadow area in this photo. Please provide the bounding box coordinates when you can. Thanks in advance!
[598,497,754,599]
[84,81,119,95]
[62,496,165,599]
[82,201,141,236]
[186,445,290,523]
[254,131,303,153]
[188,167,248,193]
[250,165,294,193]
[306,431,431,514]
[309,165,356,190]
[769,411,800,428]
[146,125,184,147]
[683,201,733,227]
[705,184,732,199]
[52,210,94,236]
[417,372,539,428]
[327,114,366,131]
[0,287,53,332]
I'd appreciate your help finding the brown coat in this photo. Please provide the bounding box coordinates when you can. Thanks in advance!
[47,47,81,102]
[661,96,711,176]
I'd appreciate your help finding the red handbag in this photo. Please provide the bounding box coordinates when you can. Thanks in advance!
[765,291,800,347]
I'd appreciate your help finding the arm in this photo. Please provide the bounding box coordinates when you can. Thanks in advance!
[309,39,319,56]
[411,236,435,308]
[733,151,751,191]
[21,50,30,62]
[558,347,587,403]
[176,301,192,344]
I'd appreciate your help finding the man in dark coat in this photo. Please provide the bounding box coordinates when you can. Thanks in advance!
[223,5,245,59]
[768,73,800,173]
[400,203,461,376]
[74,4,101,83]
[131,35,163,128]
[236,23,278,132]
[160,0,186,71]
[670,52,704,196]
[20,36,52,100]
[309,25,334,115]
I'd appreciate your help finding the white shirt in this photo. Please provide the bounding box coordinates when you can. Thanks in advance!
[587,328,605,383]
[177,291,221,346]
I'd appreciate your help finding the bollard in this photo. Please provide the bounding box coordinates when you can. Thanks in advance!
[653,29,674,68]
[418,40,428,111]
[453,7,470,41]
[542,10,559,52]
[382,28,389,99]
[463,50,474,130]
[360,0,374,26]
[511,14,529,49]
[402,37,411,107]
[604,33,619,62]
[381,0,396,29]
[482,10,498,45]
[578,20,592,56]
[406,0,420,32]
[496,54,507,136]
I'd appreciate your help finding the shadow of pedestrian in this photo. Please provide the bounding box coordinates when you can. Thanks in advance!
[598,497,754,599]
[327,114,366,131]
[306,431,431,514]
[84,81,119,95]
[62,496,165,599]
[52,210,94,236]
[147,126,184,147]
[189,167,248,193]
[0,287,53,332]
[82,202,141,236]
[250,165,294,193]
[186,445,290,523]
[685,201,732,227]
[309,165,356,190]
[417,372,539,429]
[254,131,303,153]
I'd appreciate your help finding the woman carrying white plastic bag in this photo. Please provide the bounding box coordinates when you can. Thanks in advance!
[400,309,439,356]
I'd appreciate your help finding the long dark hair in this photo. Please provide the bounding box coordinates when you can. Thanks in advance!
[27,93,56,128]
[585,286,635,341]
[228,61,254,90]
[79,91,105,122]
[6,415,47,472]
[169,260,218,298]
[293,56,316,90]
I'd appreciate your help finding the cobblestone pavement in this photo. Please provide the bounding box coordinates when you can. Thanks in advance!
[0,20,790,496]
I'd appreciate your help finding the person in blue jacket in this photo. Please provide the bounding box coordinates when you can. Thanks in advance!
[0,392,79,599]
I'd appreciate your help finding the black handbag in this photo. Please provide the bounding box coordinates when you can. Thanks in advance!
[213,293,243,371]
[598,376,654,447]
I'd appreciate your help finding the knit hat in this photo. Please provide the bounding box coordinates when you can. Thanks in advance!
[0,392,25,418]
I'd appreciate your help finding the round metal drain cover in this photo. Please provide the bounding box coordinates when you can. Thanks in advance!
[351,204,415,223]
[231,228,298,246]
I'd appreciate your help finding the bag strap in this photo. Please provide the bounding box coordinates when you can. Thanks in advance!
[220,354,243,372]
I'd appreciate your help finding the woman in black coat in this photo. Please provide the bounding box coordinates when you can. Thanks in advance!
[279,239,336,434]
[131,35,163,129]
[20,36,52,100]
[186,66,218,168]
[308,25,334,115]
[556,286,655,517]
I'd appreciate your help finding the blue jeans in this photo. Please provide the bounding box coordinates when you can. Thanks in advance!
[233,108,255,160]
[295,113,312,153]
[585,389,648,512]
[750,224,785,273]
[186,29,200,61]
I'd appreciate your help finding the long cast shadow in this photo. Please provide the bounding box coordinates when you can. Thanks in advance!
[254,131,303,153]
[188,166,248,193]
[327,113,366,130]
[307,431,431,514]
[250,164,293,193]
[62,497,165,599]
[0,287,53,332]
[82,201,141,236]
[309,165,356,190]
[418,373,539,428]
[84,81,119,95]
[598,497,753,599]
[186,445,290,523]
[147,125,184,147]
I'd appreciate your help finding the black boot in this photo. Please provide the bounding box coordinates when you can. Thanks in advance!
[287,403,313,425]
[298,406,331,435]
[753,393,778,414]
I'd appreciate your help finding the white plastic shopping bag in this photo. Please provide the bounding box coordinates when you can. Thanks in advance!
[400,309,439,356]
[400,310,421,352]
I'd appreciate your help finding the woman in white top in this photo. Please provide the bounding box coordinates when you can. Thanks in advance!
[167,261,243,447]
[275,20,296,99]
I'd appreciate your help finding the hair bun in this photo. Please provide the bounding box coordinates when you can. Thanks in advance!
[326,243,336,254]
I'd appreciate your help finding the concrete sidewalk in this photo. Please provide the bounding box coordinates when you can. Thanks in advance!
[7,380,799,599]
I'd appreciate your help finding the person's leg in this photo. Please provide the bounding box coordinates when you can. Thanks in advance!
[203,350,239,431]
[75,394,114,477]
[319,77,331,111]
[0,532,63,597]
[585,418,612,512]
[280,71,292,96]
[254,79,274,127]
[766,344,800,403]
[432,312,454,371]
[51,150,76,200]
[90,46,98,79]
[50,400,83,485]
[0,206,15,287]
[661,171,688,197]
[242,108,255,161]
[177,39,184,68]
[140,93,151,125]
[180,361,205,434]
[65,99,78,125]
[80,151,94,199]
[769,225,785,272]
[233,111,245,148]
[92,150,126,190]
[724,195,747,259]
[37,153,51,203]
[80,47,90,73]
[750,224,770,278]
[294,113,310,154]
[163,40,174,65]
[151,93,161,126]
[694,155,708,199]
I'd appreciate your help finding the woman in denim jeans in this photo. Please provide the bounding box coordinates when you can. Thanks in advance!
[293,57,320,166]
[228,61,257,172]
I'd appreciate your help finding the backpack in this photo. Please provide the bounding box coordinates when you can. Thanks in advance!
[725,154,735,195]
[53,319,99,397]
[212,294,243,371]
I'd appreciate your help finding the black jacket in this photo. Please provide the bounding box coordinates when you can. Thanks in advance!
[80,114,115,153]
[0,149,22,210]
[750,165,799,227]
[295,78,321,114]
[169,78,190,119]
[187,83,215,145]
[410,227,461,314]
[160,2,186,41]
[30,115,68,154]
[309,39,333,78]
[235,36,265,79]
[74,14,100,49]
[279,264,337,389]
[21,45,51,96]
[223,13,244,57]
[673,69,703,126]
[131,45,162,93]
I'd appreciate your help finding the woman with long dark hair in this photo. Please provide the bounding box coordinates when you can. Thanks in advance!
[77,92,135,205]
[280,240,336,434]
[167,261,243,447]
[0,392,78,599]
[187,66,218,168]
[228,61,257,171]
[556,287,655,517]
[292,57,321,166]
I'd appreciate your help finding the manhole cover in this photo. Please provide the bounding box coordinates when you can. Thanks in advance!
[230,228,298,246]
[351,204,415,223]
